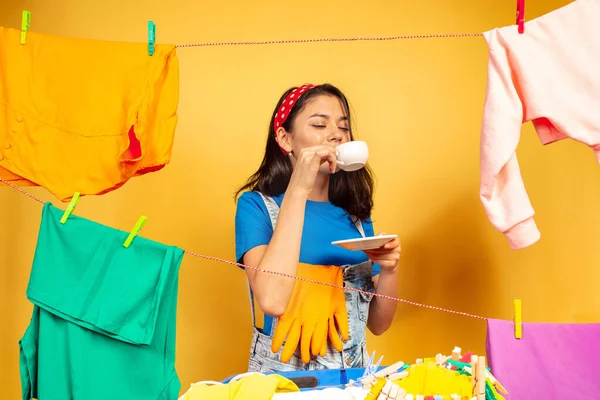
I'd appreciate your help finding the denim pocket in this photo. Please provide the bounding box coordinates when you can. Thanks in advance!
[357,280,375,323]
[259,355,306,372]
[247,358,261,373]
[357,291,372,322]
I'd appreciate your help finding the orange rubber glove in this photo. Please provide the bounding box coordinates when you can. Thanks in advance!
[326,279,349,353]
[313,280,349,357]
[271,263,349,364]
[312,277,350,358]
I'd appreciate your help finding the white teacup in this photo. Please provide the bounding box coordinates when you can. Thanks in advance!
[336,141,369,172]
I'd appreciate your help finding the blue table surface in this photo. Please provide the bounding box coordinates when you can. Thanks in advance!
[222,366,388,391]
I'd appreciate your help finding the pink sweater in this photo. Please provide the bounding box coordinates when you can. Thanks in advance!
[480,0,600,250]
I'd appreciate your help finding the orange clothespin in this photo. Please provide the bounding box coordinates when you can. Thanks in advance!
[516,0,525,34]
[514,299,522,339]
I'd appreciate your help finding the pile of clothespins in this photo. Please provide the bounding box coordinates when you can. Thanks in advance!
[348,347,508,400]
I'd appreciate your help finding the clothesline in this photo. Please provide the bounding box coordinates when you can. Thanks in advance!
[0,177,488,321]
[174,32,484,48]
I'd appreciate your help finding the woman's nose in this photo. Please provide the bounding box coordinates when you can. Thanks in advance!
[328,129,343,142]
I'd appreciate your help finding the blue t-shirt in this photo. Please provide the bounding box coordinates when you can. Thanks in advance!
[235,191,381,274]
[235,191,381,335]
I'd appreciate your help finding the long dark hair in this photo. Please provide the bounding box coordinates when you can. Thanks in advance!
[235,83,374,221]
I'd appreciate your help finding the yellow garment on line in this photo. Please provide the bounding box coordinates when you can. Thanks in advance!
[181,373,299,400]
[0,26,179,202]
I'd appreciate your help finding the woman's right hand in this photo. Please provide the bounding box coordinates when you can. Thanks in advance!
[288,145,337,196]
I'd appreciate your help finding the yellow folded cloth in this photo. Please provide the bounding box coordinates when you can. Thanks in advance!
[394,361,472,397]
[181,372,299,400]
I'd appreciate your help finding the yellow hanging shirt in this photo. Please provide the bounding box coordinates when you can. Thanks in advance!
[0,26,179,202]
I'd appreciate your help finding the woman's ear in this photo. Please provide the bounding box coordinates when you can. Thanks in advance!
[275,128,293,153]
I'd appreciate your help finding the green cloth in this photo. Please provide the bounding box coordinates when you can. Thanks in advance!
[19,202,184,400]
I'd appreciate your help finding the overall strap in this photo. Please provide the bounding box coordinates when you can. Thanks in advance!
[246,193,280,330]
[254,193,280,335]
[258,193,280,230]
[353,217,365,238]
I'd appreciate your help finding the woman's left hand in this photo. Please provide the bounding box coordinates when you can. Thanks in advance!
[363,233,401,271]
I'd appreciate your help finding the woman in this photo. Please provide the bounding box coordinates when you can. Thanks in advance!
[234,83,401,372]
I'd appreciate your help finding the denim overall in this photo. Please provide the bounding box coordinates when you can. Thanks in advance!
[246,193,376,372]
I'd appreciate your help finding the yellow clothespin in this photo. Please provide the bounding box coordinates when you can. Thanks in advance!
[365,377,386,399]
[60,192,81,224]
[123,215,147,248]
[21,11,31,45]
[514,299,522,339]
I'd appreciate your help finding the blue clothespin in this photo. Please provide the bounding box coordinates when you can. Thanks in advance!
[364,351,375,374]
[356,350,383,386]
[21,11,31,45]
[148,21,155,56]
[372,354,384,373]
[351,351,375,386]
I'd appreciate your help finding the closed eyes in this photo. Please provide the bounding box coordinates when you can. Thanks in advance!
[311,124,349,131]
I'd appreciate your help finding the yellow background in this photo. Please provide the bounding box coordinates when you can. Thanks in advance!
[0,0,594,398]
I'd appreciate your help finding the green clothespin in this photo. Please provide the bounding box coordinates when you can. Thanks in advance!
[123,215,147,248]
[148,21,155,56]
[487,378,504,400]
[446,359,469,370]
[21,11,31,45]
[446,359,472,376]
[60,192,80,224]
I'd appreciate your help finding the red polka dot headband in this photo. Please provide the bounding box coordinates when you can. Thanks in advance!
[273,84,316,133]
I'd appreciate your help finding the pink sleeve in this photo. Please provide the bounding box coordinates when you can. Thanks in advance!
[479,31,541,250]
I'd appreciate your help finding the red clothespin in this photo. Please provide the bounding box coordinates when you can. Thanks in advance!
[516,0,525,34]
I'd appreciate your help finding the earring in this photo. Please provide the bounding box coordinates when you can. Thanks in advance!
[288,151,293,157]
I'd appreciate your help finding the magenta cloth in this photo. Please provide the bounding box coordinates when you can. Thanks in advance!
[486,318,600,399]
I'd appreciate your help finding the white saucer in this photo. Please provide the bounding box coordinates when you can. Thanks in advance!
[331,234,398,251]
